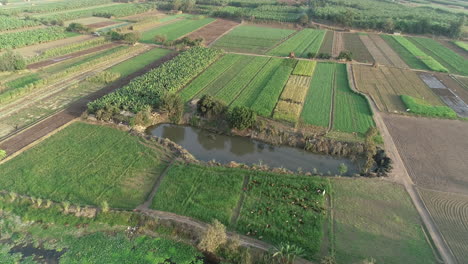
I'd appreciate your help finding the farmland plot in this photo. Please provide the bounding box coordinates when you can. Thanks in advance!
[318,30,333,55]
[437,74,468,103]
[343,33,374,63]
[273,75,311,122]
[185,19,240,46]
[368,34,407,68]
[212,25,295,54]
[268,29,326,58]
[353,64,443,112]
[418,188,468,264]
[332,31,344,58]
[0,26,71,50]
[410,37,468,75]
[292,60,317,76]
[300,63,335,128]
[380,34,428,70]
[333,64,374,134]
[359,34,392,65]
[140,17,215,44]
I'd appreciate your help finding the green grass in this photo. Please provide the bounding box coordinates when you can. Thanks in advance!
[236,171,329,259]
[268,29,326,58]
[410,37,468,75]
[401,95,457,118]
[333,64,375,134]
[180,54,243,101]
[391,36,448,72]
[0,122,171,209]
[453,41,468,52]
[108,48,172,77]
[292,60,317,76]
[250,59,296,117]
[332,178,437,264]
[4,73,40,90]
[140,17,215,44]
[151,164,245,225]
[300,62,334,127]
[212,25,295,54]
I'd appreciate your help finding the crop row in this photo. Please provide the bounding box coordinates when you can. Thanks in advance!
[333,64,375,134]
[140,18,215,44]
[391,36,448,72]
[214,57,270,104]
[88,47,223,113]
[410,37,468,75]
[180,54,243,102]
[453,41,468,52]
[0,15,40,31]
[28,37,109,64]
[300,63,335,128]
[273,100,303,123]
[292,60,317,76]
[401,95,457,118]
[380,34,428,70]
[268,29,326,57]
[0,26,68,50]
[0,45,138,105]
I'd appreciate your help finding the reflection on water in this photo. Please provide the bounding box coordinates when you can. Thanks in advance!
[150,124,359,175]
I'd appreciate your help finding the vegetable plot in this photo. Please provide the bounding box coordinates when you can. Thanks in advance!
[274,75,311,123]
[0,16,40,31]
[268,29,326,58]
[0,26,68,50]
[292,60,317,76]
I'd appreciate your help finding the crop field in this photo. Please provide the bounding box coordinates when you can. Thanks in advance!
[0,26,73,50]
[343,33,374,63]
[0,122,171,209]
[418,188,468,264]
[151,164,244,224]
[453,41,468,52]
[185,19,240,46]
[353,64,444,113]
[212,25,295,54]
[0,15,41,31]
[140,17,215,44]
[359,34,407,68]
[333,64,375,134]
[267,29,326,57]
[332,179,437,264]
[292,60,317,76]
[410,37,468,75]
[380,34,428,70]
[108,48,172,77]
[300,63,335,128]
[274,75,311,122]
[318,30,334,55]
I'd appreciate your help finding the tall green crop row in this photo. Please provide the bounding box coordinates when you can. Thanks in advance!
[401,95,457,118]
[88,47,223,113]
[391,36,448,72]
[0,26,67,50]
[0,16,40,31]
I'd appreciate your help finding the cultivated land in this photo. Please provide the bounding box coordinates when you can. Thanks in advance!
[185,19,240,46]
[0,122,171,209]
[353,64,444,113]
[359,34,408,68]
[343,33,374,63]
[268,28,326,58]
[318,30,333,55]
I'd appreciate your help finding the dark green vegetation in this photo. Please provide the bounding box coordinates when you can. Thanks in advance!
[0,122,171,209]
[380,35,429,70]
[88,47,223,113]
[401,95,458,118]
[212,25,295,54]
[332,179,437,264]
[4,74,40,90]
[0,26,70,50]
[152,163,329,259]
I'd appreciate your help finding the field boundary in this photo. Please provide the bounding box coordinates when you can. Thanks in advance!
[208,22,242,48]
[327,66,337,132]
[137,160,176,210]
[230,174,250,226]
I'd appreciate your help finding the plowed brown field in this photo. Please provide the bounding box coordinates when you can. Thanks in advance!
[185,19,239,46]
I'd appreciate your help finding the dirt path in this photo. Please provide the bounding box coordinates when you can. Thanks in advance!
[0,52,177,156]
[27,42,119,69]
[229,175,250,226]
[347,64,456,264]
[136,160,175,210]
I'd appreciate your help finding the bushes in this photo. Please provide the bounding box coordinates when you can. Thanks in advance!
[228,106,257,130]
[337,51,352,61]
[0,50,26,72]
[66,23,90,34]
[401,95,457,118]
[196,94,227,118]
[159,93,184,123]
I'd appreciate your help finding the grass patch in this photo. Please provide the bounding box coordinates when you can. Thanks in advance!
[0,122,171,209]
[108,47,172,77]
[4,73,40,90]
[268,29,326,58]
[332,178,437,264]
[401,95,457,118]
[151,164,244,225]
[292,60,317,76]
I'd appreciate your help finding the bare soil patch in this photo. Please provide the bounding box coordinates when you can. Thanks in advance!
[359,34,392,65]
[369,34,408,68]
[437,74,468,104]
[332,31,344,58]
[383,114,468,195]
[87,21,119,29]
[185,19,240,46]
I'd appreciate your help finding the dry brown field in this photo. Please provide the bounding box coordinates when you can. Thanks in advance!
[185,19,240,46]
[332,31,344,58]
[318,30,333,55]
[369,34,408,68]
[353,65,443,112]
[418,188,468,264]
[343,33,374,63]
[359,34,392,65]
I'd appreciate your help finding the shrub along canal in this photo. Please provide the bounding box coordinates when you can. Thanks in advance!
[149,124,359,175]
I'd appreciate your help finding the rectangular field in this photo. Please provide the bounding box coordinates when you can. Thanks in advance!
[108,48,172,77]
[343,33,374,63]
[318,30,333,55]
[212,25,295,54]
[273,75,311,123]
[140,17,215,44]
[353,64,444,113]
[267,28,326,58]
[380,34,429,70]
[333,64,374,134]
[0,122,171,209]
[292,60,317,76]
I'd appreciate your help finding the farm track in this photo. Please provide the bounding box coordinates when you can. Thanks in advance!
[137,160,176,210]
[0,52,178,156]
[347,65,456,264]
[27,42,119,69]
[230,175,250,226]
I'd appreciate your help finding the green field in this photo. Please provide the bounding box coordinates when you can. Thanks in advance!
[300,63,335,128]
[268,29,326,57]
[140,17,215,44]
[381,35,429,70]
[401,95,457,118]
[453,41,468,52]
[410,37,468,75]
[4,73,40,90]
[333,64,375,134]
[292,60,317,76]
[151,164,244,224]
[332,179,437,264]
[109,48,172,77]
[0,122,171,209]
[212,25,295,54]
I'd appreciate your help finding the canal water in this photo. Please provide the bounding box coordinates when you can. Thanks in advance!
[149,124,359,175]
